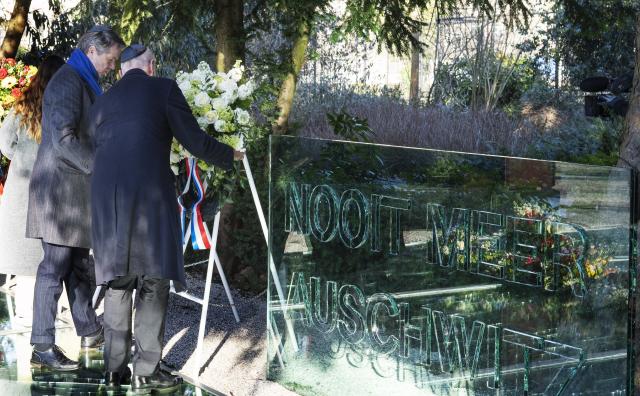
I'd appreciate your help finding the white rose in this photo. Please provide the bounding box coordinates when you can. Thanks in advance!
[211,97,228,111]
[194,92,210,108]
[205,110,218,123]
[214,119,226,132]
[178,80,191,93]
[218,78,237,95]
[238,81,254,100]
[227,66,243,82]
[234,108,250,125]
[221,90,237,104]
[196,116,208,128]
[192,69,209,84]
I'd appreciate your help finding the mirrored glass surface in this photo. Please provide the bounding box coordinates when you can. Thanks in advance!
[267,136,635,395]
[0,289,214,395]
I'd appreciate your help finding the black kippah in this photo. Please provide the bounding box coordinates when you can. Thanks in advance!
[120,44,147,63]
[88,25,112,33]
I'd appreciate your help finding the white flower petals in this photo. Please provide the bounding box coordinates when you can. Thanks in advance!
[170,60,255,166]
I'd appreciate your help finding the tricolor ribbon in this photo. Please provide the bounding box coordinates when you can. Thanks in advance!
[177,157,212,250]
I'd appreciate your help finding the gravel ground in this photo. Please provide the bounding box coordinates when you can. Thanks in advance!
[162,272,297,396]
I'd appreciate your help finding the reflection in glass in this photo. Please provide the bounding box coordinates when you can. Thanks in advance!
[268,136,634,395]
[0,291,213,395]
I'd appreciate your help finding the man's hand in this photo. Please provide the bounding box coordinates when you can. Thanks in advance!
[233,150,245,161]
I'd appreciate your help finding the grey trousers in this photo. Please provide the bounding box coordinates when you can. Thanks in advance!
[31,241,100,345]
[103,274,169,376]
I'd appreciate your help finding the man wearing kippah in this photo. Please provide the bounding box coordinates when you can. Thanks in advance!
[88,44,244,392]
[27,25,125,371]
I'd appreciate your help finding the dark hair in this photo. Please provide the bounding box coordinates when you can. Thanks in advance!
[14,55,65,142]
[77,26,125,55]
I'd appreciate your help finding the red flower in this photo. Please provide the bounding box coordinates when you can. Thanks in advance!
[11,88,21,98]
[0,68,7,79]
[6,58,16,66]
[18,77,25,86]
[22,65,29,74]
[524,256,540,267]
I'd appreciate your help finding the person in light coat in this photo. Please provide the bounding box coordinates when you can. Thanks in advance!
[0,56,64,326]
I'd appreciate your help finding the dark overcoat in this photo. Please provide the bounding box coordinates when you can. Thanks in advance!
[89,69,233,290]
[27,64,96,248]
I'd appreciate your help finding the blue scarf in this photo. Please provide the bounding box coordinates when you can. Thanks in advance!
[67,48,102,96]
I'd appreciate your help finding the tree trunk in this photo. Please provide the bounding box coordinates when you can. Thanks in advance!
[273,20,310,135]
[213,0,247,291]
[409,36,420,104]
[214,0,245,72]
[553,2,562,102]
[1,0,32,59]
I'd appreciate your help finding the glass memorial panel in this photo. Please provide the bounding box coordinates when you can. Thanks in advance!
[267,136,635,395]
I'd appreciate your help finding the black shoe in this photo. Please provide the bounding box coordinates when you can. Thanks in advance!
[30,345,78,371]
[131,369,182,393]
[104,366,132,389]
[80,327,104,349]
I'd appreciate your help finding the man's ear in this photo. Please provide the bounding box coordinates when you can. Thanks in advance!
[87,45,97,56]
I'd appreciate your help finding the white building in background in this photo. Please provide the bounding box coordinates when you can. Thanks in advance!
[300,0,556,100]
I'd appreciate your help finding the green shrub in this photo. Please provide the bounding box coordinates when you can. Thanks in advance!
[326,110,374,142]
[527,113,624,165]
[431,54,539,110]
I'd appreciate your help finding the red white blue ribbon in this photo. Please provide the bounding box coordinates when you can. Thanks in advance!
[189,161,212,249]
[177,157,212,250]
[177,158,192,245]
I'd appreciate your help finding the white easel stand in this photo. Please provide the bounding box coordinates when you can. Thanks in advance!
[241,154,298,354]
[180,154,298,376]
[174,210,240,378]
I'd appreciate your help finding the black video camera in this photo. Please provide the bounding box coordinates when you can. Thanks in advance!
[580,74,632,117]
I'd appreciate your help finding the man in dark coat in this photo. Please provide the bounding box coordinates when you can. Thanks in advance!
[89,44,243,391]
[27,26,125,371]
